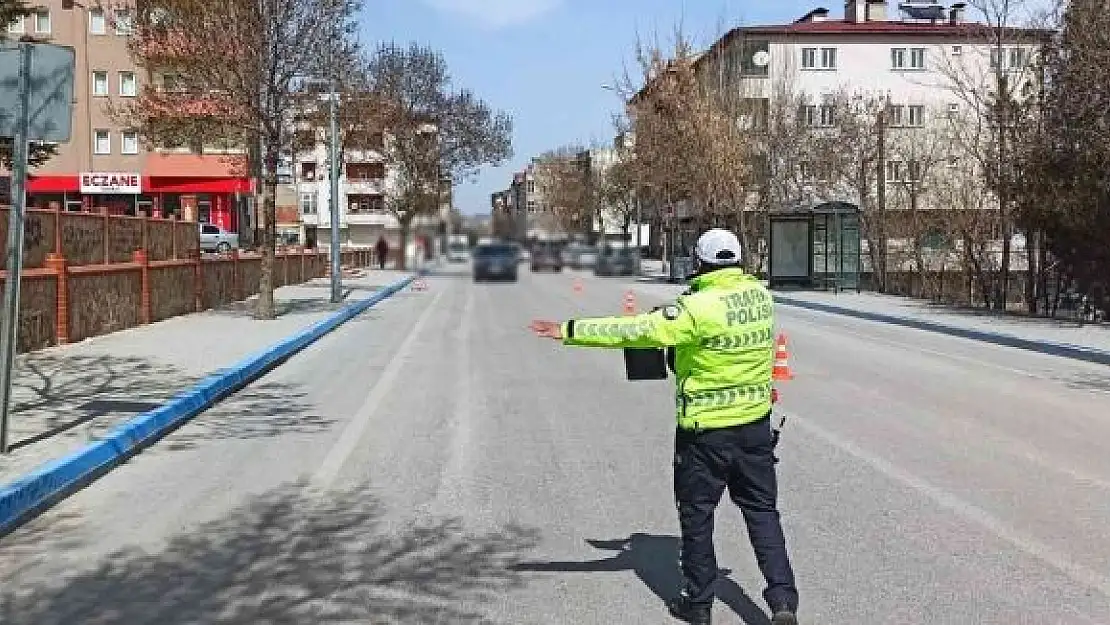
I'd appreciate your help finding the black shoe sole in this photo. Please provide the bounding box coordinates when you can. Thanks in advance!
[771,611,798,625]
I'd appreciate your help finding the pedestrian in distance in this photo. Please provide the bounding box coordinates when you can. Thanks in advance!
[529,228,799,625]
[375,236,389,270]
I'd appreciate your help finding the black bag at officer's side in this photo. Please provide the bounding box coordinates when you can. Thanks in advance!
[622,304,670,381]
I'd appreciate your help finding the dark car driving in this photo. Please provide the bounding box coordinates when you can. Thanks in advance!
[594,245,640,276]
[472,243,519,282]
[531,241,563,272]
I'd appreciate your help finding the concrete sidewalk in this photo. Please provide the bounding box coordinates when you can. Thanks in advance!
[773,290,1110,357]
[0,270,410,485]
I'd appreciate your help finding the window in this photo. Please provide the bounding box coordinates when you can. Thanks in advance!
[345,162,385,180]
[886,160,903,182]
[801,48,817,69]
[114,8,134,35]
[801,104,834,127]
[948,102,959,118]
[887,104,904,127]
[7,14,25,34]
[1009,47,1027,71]
[527,199,537,213]
[35,10,50,34]
[121,130,139,154]
[951,45,962,56]
[740,39,771,77]
[119,71,137,96]
[202,224,220,235]
[93,130,110,154]
[891,48,906,69]
[909,48,926,69]
[300,193,317,214]
[527,180,535,193]
[89,8,106,34]
[907,105,925,127]
[300,162,317,180]
[347,194,384,213]
[802,47,836,70]
[891,48,926,70]
[92,71,108,96]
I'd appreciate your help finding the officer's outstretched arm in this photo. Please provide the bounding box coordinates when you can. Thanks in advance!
[560,302,697,349]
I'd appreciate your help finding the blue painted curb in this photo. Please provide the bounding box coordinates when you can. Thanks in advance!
[774,294,1110,367]
[0,273,418,537]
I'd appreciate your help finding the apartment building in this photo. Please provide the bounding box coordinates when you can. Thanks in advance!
[7,1,252,231]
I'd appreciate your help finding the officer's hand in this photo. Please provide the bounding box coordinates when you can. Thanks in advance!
[529,320,563,340]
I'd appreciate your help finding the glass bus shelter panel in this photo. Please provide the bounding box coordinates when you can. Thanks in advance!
[769,219,811,285]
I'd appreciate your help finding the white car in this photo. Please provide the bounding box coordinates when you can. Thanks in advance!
[199,223,239,254]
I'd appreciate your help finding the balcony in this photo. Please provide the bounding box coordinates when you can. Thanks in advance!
[346,211,398,227]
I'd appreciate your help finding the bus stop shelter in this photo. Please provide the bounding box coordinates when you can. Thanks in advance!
[768,201,862,291]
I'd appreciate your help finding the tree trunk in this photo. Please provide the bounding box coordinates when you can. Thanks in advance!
[255,145,279,320]
[397,217,412,271]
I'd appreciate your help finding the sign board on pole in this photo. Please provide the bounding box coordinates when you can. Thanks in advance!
[0,42,76,142]
[79,172,142,194]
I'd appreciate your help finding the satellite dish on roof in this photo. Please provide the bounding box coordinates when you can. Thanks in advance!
[898,2,946,20]
[752,51,770,67]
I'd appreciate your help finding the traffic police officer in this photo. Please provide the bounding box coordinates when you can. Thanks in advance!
[530,229,799,625]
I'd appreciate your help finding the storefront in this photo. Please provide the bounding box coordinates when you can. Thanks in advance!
[26,172,253,231]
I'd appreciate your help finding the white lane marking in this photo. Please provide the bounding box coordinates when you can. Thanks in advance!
[784,410,1110,601]
[433,283,476,510]
[311,287,447,491]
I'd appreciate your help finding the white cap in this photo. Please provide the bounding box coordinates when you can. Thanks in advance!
[694,228,742,265]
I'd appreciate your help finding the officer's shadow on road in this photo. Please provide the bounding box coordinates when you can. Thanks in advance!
[513,532,773,625]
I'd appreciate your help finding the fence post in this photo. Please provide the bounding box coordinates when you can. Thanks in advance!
[193,249,204,312]
[231,249,241,301]
[102,209,110,265]
[45,253,69,345]
[53,204,62,257]
[133,249,151,324]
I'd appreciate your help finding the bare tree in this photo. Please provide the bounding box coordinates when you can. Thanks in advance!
[123,0,360,319]
[933,0,1048,310]
[532,146,590,237]
[369,42,512,269]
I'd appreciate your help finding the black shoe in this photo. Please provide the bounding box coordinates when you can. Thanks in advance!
[770,608,798,625]
[666,594,712,624]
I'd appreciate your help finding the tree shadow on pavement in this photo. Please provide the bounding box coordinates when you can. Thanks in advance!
[4,354,334,458]
[512,533,772,625]
[0,482,542,624]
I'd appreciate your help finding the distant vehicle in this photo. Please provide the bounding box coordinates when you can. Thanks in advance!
[472,243,519,282]
[446,240,470,263]
[594,245,639,276]
[199,223,239,254]
[564,244,598,270]
[531,240,563,272]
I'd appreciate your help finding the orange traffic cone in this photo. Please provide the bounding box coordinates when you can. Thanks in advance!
[573,277,584,294]
[772,333,794,381]
[622,290,637,316]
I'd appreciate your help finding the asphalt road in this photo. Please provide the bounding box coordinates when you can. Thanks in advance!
[2,263,1109,625]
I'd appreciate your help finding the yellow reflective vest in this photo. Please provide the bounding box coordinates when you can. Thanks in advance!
[562,267,774,431]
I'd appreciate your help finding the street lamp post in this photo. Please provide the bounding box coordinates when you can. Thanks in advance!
[327,81,341,303]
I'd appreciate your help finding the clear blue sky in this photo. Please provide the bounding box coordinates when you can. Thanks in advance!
[357,0,819,215]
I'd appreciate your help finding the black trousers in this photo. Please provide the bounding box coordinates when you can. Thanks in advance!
[673,415,798,612]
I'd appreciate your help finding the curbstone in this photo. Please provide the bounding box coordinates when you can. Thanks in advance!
[774,294,1110,367]
[0,274,417,537]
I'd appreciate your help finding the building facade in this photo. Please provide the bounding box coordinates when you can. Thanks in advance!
[7,1,252,230]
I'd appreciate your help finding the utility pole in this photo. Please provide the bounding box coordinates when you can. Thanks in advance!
[328,77,342,303]
[875,101,888,293]
[0,45,33,454]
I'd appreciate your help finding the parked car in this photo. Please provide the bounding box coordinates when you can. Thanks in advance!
[594,245,640,276]
[531,241,563,272]
[199,223,239,254]
[447,242,470,263]
[564,244,598,270]
[472,243,519,282]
